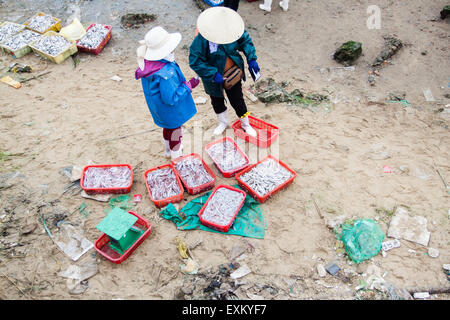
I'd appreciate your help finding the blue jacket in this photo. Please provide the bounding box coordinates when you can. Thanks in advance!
[140,61,197,129]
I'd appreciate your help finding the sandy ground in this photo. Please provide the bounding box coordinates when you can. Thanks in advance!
[0,0,449,300]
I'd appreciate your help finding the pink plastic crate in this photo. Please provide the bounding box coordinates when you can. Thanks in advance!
[205,136,250,178]
[198,185,247,233]
[143,164,184,208]
[235,155,297,203]
[232,115,279,148]
[80,164,133,195]
[171,153,216,195]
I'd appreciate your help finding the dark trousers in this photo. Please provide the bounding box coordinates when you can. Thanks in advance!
[224,0,240,11]
[210,81,247,118]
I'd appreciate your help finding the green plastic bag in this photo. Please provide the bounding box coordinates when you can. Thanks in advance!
[338,219,385,263]
[104,195,135,213]
[160,185,265,239]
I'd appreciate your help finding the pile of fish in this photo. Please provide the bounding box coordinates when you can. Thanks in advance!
[0,23,24,43]
[174,156,214,188]
[201,187,245,226]
[77,24,109,49]
[206,140,248,173]
[1,30,41,51]
[26,14,56,33]
[239,158,293,197]
[31,34,71,56]
[146,167,181,200]
[83,166,132,189]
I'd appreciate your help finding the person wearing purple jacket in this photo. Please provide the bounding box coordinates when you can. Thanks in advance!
[135,26,199,160]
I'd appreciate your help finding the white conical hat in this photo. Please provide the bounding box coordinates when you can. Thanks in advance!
[137,26,182,63]
[196,7,245,44]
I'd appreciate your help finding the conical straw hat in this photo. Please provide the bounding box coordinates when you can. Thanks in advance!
[196,7,245,44]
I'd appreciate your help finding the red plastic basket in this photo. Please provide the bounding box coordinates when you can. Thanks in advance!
[198,185,247,233]
[171,153,216,195]
[205,136,250,178]
[235,155,297,203]
[76,23,112,55]
[232,116,280,148]
[94,211,151,264]
[80,164,133,195]
[143,164,184,208]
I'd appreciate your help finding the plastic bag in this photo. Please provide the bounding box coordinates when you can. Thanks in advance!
[337,219,385,263]
[59,18,86,41]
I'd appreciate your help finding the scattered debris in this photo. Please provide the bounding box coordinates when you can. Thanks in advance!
[325,262,340,276]
[428,248,439,258]
[181,258,199,275]
[8,62,33,73]
[381,239,401,252]
[413,292,430,299]
[317,264,327,278]
[337,219,385,263]
[440,5,450,19]
[133,194,142,203]
[21,223,38,235]
[372,35,403,68]
[120,13,157,28]
[80,190,111,202]
[194,96,207,104]
[423,88,435,102]
[333,41,362,66]
[52,221,94,261]
[110,75,122,82]
[387,207,431,247]
[193,0,209,11]
[1,75,22,89]
[230,265,252,279]
[254,77,328,106]
[244,89,258,103]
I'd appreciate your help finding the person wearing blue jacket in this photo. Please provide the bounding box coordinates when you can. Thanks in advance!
[135,26,199,159]
[189,7,259,136]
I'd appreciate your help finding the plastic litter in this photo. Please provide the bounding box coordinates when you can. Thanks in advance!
[413,292,430,299]
[59,18,86,41]
[325,262,341,275]
[428,247,439,258]
[52,221,94,261]
[381,239,401,252]
[230,265,252,279]
[337,219,385,264]
[194,96,207,104]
